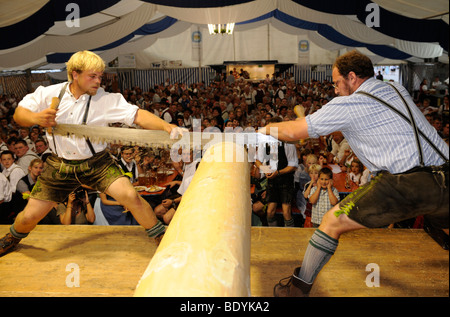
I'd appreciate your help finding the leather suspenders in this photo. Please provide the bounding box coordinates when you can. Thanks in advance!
[356,84,448,166]
[81,95,96,156]
[52,83,96,157]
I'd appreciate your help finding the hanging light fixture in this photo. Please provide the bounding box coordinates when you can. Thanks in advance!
[207,23,235,35]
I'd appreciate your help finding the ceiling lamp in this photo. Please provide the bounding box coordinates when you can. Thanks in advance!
[208,23,235,35]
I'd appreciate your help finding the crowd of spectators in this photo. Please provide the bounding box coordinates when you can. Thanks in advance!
[1,71,448,227]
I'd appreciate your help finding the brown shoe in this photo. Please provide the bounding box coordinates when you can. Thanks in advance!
[273,267,312,297]
[154,233,164,246]
[0,233,22,257]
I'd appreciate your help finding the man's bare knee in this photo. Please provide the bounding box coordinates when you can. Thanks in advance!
[15,199,56,230]
[319,205,366,239]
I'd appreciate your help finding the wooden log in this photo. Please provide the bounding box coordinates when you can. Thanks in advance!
[134,142,252,297]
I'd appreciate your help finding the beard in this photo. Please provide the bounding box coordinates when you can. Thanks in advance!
[339,80,352,96]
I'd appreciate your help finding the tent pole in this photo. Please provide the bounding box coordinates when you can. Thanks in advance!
[267,24,270,60]
[198,26,202,83]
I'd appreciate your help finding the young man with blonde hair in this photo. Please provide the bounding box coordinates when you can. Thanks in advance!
[1,51,185,256]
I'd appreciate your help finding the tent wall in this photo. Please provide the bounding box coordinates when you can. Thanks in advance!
[133,25,339,69]
[116,67,217,91]
[0,73,51,100]
[115,64,333,91]
[287,64,333,83]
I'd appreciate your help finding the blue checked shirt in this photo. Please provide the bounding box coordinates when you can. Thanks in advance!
[306,78,449,174]
[309,185,340,225]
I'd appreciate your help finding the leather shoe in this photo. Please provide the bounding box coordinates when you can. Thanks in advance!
[154,233,164,246]
[0,233,22,257]
[273,267,312,297]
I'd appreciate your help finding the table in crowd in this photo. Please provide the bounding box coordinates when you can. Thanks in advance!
[329,164,360,198]
[136,162,178,196]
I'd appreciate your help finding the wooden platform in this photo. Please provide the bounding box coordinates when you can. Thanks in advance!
[0,225,448,297]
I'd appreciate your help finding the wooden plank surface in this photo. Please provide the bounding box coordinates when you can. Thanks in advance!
[0,225,448,297]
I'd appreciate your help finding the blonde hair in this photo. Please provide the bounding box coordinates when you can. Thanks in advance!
[305,153,318,164]
[308,163,322,174]
[29,158,43,168]
[66,50,105,82]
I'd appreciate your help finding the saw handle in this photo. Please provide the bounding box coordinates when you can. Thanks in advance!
[294,105,305,118]
[294,105,307,145]
[47,97,60,134]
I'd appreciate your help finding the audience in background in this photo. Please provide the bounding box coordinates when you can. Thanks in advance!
[0,72,448,228]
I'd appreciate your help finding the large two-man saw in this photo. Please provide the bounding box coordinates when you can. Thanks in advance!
[52,124,283,149]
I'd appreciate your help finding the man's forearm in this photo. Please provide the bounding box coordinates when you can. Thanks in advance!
[258,117,309,142]
[13,107,38,127]
[14,106,57,128]
[134,109,172,133]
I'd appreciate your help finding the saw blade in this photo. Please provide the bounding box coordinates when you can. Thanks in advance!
[52,124,282,149]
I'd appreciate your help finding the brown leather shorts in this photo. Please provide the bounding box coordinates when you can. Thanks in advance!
[30,150,124,203]
[337,163,449,229]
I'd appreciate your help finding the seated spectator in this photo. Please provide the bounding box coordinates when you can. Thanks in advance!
[422,98,438,115]
[99,146,142,225]
[99,192,138,225]
[153,150,199,225]
[1,150,27,222]
[0,172,12,224]
[16,158,43,196]
[14,139,39,172]
[1,150,25,194]
[347,158,365,186]
[328,131,350,164]
[57,189,95,225]
[117,146,139,185]
[34,138,52,162]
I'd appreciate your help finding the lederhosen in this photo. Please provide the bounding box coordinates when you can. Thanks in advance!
[30,84,124,203]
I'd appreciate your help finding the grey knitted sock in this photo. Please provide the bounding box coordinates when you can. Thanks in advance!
[145,221,165,238]
[284,218,295,227]
[10,225,29,239]
[297,229,338,284]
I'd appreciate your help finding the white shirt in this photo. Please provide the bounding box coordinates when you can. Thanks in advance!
[306,78,449,174]
[17,149,39,172]
[256,142,298,172]
[331,138,350,163]
[0,172,12,203]
[162,108,173,123]
[19,82,138,160]
[120,158,138,183]
[177,160,199,196]
[2,163,26,193]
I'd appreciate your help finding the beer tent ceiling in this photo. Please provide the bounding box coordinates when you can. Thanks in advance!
[0,0,448,71]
